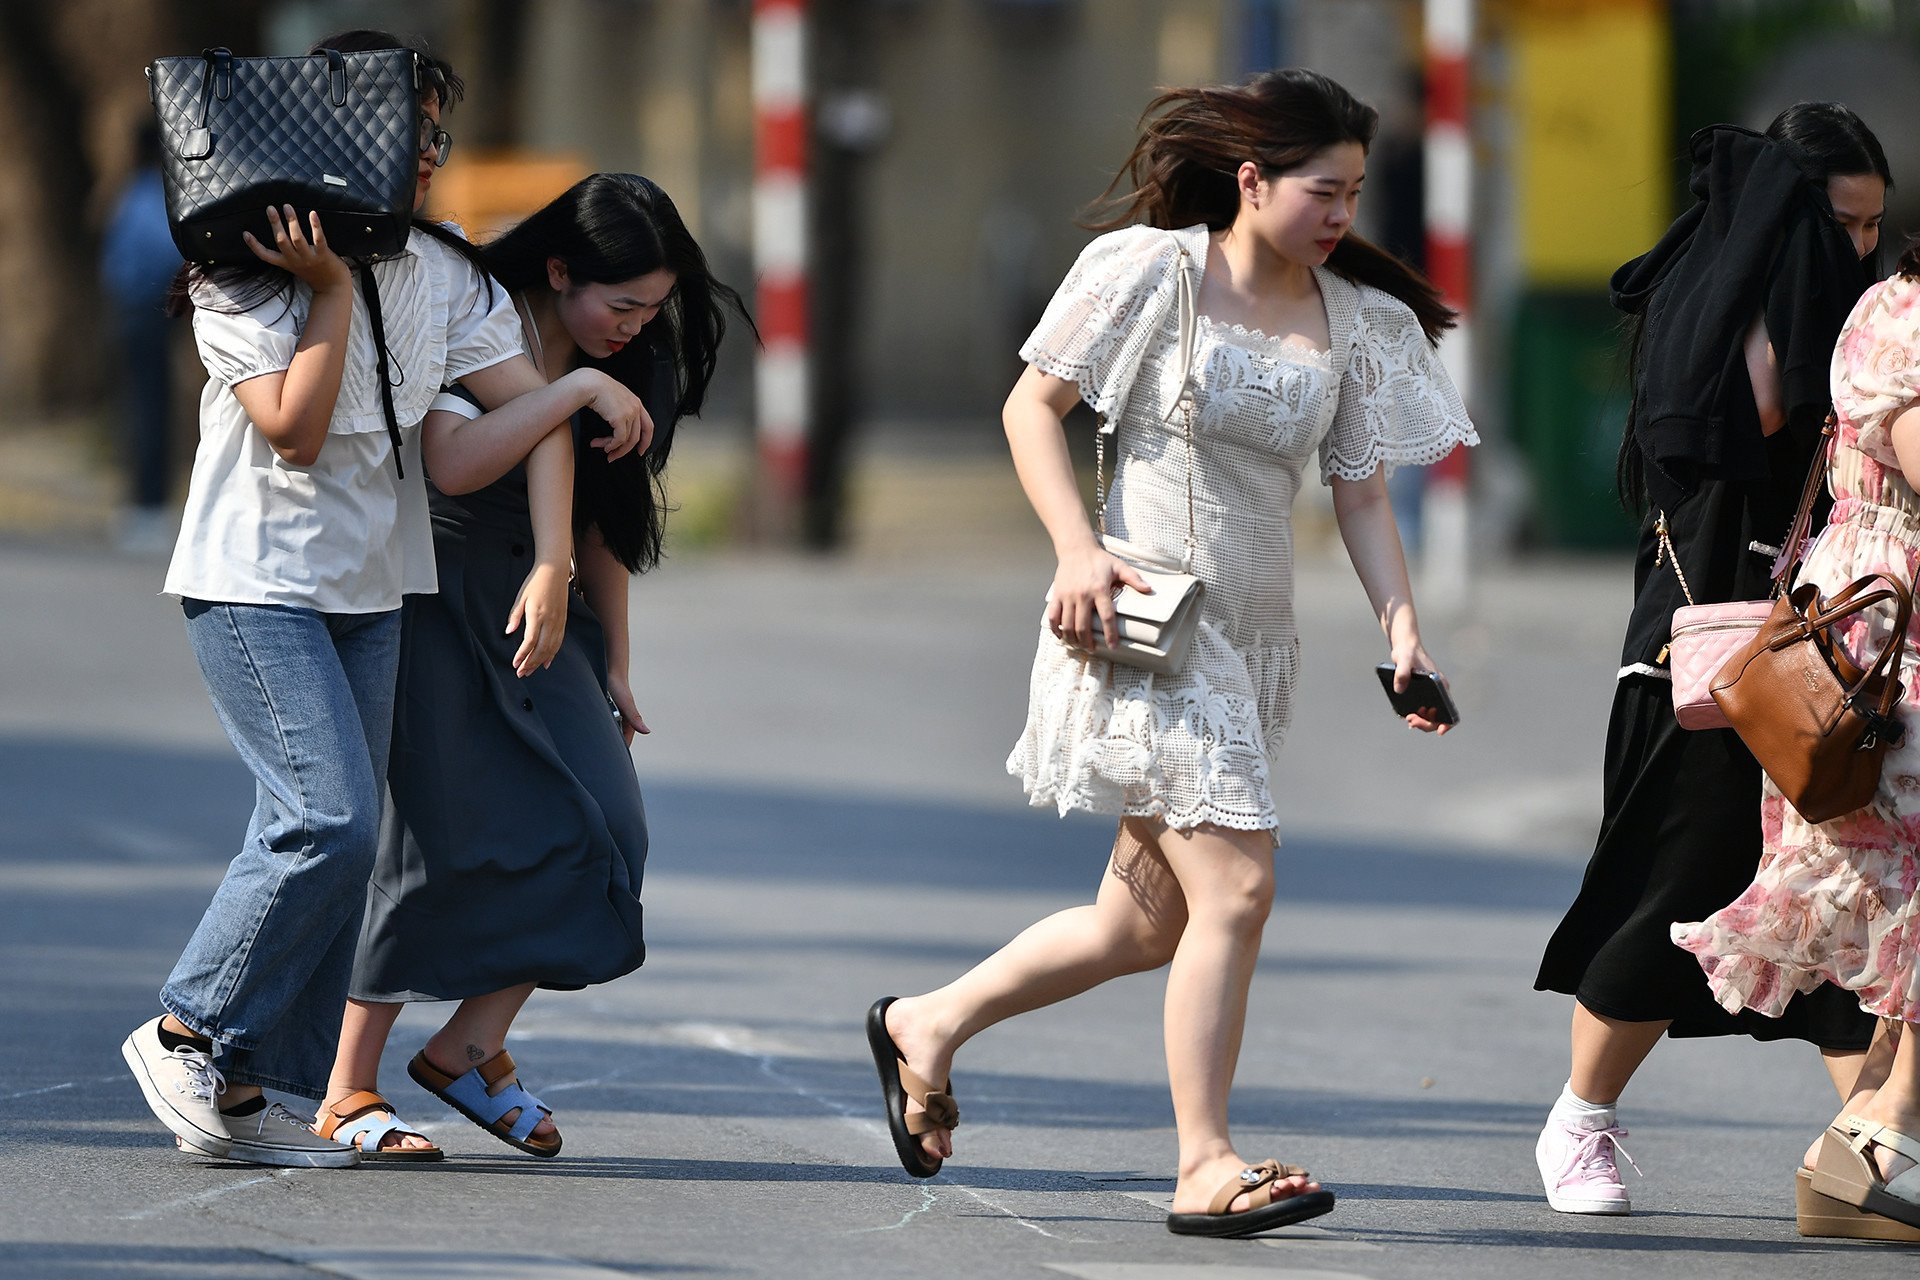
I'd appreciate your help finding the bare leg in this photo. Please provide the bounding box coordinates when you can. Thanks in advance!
[318,998,432,1151]
[1810,1025,1895,1168]
[420,983,557,1140]
[1824,1046,1875,1102]
[1154,823,1318,1215]
[1568,1002,1671,1105]
[1840,1020,1918,1187]
[886,819,1189,1161]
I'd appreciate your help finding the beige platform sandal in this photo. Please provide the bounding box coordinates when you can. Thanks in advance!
[1809,1115,1920,1233]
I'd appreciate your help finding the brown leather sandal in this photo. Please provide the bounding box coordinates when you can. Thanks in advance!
[313,1089,443,1162]
[866,997,958,1179]
[1165,1158,1337,1238]
[407,1049,562,1158]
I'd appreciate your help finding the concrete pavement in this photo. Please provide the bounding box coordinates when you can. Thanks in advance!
[1,528,1916,1278]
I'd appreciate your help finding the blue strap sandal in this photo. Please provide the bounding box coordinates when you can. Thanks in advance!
[314,1089,443,1162]
[407,1049,562,1158]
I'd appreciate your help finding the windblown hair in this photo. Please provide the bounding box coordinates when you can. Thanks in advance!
[481,173,753,573]
[1087,67,1456,343]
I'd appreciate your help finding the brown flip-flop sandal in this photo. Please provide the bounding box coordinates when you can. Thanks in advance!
[866,997,958,1179]
[1165,1158,1337,1237]
[313,1089,444,1162]
[408,1049,562,1158]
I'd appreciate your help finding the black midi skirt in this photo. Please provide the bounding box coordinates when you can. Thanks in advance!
[1535,675,1872,1047]
[351,506,648,1004]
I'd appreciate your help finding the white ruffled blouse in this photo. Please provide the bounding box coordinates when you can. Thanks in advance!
[165,228,524,613]
[1006,223,1476,836]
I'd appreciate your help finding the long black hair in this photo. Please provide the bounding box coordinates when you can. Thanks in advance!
[481,173,752,572]
[1088,68,1456,342]
[165,28,489,318]
[1615,101,1892,509]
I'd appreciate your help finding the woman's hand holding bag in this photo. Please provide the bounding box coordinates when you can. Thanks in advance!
[1048,541,1153,655]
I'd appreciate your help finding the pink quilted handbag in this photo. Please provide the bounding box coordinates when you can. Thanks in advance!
[1659,421,1835,730]
[1669,600,1772,729]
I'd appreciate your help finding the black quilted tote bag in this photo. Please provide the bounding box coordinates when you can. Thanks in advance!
[147,46,421,266]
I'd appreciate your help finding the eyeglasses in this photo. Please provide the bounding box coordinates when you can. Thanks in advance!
[418,119,453,168]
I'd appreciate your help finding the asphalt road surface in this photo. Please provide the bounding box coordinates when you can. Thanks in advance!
[3,537,1915,1278]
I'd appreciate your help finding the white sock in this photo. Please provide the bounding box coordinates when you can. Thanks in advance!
[1550,1082,1616,1130]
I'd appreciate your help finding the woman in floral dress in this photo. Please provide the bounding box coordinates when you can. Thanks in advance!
[1675,257,1920,1230]
[865,69,1474,1238]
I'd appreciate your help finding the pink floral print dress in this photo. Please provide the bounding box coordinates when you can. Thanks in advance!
[1671,273,1920,1025]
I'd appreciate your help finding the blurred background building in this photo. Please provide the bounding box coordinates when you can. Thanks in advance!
[7,0,1920,558]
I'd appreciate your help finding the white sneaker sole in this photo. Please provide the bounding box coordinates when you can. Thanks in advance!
[122,1032,232,1157]
[1544,1189,1631,1215]
[176,1133,359,1168]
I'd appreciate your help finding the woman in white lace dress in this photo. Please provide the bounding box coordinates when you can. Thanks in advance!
[867,70,1475,1237]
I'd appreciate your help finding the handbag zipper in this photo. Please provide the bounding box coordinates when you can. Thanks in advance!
[1674,620,1763,634]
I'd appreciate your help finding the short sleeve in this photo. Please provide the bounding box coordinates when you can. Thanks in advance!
[1320,288,1478,484]
[1833,276,1920,470]
[190,277,301,387]
[428,385,484,420]
[440,251,524,381]
[1019,226,1182,419]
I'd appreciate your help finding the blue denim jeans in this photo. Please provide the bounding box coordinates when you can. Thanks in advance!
[163,600,399,1099]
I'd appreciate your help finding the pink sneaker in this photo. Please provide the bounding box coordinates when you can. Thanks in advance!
[1536,1115,1640,1214]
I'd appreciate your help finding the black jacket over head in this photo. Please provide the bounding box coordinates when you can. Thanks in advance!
[1610,124,1870,513]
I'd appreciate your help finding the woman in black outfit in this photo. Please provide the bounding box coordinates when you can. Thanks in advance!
[1532,103,1899,1229]
[320,174,751,1159]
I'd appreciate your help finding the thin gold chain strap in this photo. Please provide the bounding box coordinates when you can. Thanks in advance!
[1653,512,1696,608]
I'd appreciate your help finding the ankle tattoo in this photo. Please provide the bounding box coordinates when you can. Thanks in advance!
[465,1043,484,1064]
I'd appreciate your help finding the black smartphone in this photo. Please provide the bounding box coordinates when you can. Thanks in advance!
[1375,663,1460,726]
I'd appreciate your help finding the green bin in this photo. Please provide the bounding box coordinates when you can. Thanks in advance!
[1508,289,1639,549]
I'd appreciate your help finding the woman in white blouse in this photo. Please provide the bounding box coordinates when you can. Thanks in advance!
[119,32,647,1170]
[867,69,1475,1238]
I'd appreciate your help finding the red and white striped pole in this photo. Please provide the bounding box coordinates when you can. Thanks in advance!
[1424,0,1474,611]
[752,0,810,526]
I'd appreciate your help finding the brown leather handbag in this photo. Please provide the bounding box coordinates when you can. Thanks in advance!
[1709,574,1911,824]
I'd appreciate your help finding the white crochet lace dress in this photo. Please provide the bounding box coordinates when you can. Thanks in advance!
[1006,224,1476,838]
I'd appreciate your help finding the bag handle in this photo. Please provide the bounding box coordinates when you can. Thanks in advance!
[324,48,348,106]
[1779,574,1912,737]
[171,48,236,161]
[207,48,234,102]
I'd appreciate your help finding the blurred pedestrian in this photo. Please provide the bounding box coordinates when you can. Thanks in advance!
[323,173,749,1160]
[100,120,182,553]
[1674,237,1920,1234]
[120,30,650,1169]
[1532,103,1901,1233]
[868,68,1474,1238]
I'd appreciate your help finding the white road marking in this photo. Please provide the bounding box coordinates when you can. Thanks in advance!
[267,1249,633,1279]
[663,1021,1081,1240]
[119,1171,286,1221]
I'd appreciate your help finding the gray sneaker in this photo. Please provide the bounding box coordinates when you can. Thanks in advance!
[121,1016,231,1157]
[209,1101,360,1168]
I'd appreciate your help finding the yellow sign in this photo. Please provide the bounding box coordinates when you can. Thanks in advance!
[1509,0,1670,285]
